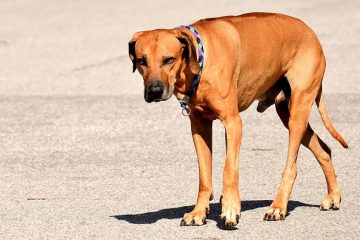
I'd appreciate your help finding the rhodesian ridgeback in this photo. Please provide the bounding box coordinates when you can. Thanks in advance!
[128,12,348,228]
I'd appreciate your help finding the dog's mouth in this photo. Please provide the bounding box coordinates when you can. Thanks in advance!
[149,97,164,103]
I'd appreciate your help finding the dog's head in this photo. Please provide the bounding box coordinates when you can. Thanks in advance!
[129,29,199,103]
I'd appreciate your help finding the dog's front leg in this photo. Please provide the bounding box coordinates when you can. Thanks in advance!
[220,114,242,228]
[181,112,213,226]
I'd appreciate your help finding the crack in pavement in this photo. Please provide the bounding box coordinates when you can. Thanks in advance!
[0,40,9,46]
[69,55,127,73]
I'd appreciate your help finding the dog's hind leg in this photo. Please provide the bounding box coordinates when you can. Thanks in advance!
[264,92,312,220]
[264,76,324,221]
[274,100,341,212]
[264,91,314,220]
[263,46,327,220]
[180,112,213,226]
[301,124,341,210]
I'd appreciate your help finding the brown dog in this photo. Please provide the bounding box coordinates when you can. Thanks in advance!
[128,12,348,227]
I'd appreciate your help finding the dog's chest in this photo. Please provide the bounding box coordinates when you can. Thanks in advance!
[191,104,219,120]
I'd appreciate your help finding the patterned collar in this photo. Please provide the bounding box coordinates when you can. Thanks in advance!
[176,25,205,116]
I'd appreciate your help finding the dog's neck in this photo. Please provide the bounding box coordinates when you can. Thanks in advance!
[173,30,202,100]
[173,65,196,100]
[173,25,205,114]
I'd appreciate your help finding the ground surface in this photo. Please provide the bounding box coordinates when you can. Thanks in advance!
[0,0,359,239]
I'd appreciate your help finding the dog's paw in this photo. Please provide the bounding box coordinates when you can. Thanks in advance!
[320,193,341,211]
[220,196,240,228]
[263,207,287,221]
[180,208,208,226]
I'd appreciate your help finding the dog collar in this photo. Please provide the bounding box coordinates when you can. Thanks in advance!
[176,25,205,116]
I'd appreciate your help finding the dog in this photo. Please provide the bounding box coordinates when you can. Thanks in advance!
[128,12,348,227]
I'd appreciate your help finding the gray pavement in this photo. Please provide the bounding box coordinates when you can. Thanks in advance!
[0,0,359,239]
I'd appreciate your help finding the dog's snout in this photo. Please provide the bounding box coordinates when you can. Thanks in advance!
[149,81,164,95]
[145,80,165,102]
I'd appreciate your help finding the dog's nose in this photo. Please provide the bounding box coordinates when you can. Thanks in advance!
[149,81,164,95]
[145,80,165,102]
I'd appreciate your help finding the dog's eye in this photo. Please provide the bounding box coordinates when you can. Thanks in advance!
[137,58,146,66]
[163,57,175,65]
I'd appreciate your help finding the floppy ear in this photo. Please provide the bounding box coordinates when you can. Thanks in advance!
[176,32,200,75]
[128,31,144,73]
[128,40,137,73]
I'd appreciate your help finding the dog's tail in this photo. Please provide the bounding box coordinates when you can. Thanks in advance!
[315,86,348,148]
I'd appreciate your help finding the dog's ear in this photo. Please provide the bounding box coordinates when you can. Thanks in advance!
[128,31,144,73]
[176,32,200,75]
[128,40,137,73]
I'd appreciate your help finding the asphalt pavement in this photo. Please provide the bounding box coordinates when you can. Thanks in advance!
[0,0,359,239]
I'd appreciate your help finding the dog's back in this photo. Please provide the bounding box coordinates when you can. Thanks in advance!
[190,13,323,111]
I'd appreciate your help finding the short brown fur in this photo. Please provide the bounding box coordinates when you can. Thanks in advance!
[129,13,348,227]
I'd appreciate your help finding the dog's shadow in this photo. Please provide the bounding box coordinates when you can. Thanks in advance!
[111,200,319,229]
